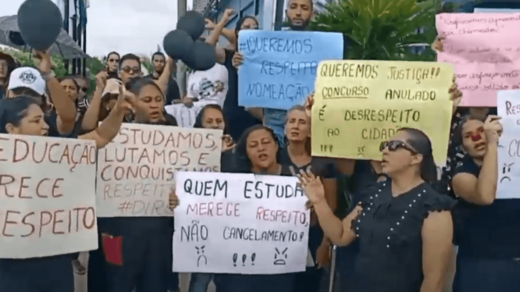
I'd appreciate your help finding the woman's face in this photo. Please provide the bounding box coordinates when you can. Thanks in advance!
[75,78,89,99]
[240,18,259,30]
[107,53,120,72]
[381,131,422,176]
[202,108,225,130]
[285,109,310,142]
[60,79,78,102]
[246,128,279,171]
[461,119,487,158]
[6,104,49,136]
[135,84,165,123]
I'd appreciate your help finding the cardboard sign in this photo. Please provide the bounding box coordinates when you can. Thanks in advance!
[238,30,343,110]
[172,172,310,274]
[497,90,520,199]
[96,123,222,217]
[0,134,98,258]
[311,60,453,165]
[436,13,520,106]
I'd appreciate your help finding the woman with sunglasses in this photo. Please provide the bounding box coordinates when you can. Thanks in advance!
[450,115,520,292]
[106,51,121,79]
[298,128,455,292]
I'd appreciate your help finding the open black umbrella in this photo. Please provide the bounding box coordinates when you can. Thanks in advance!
[0,15,89,59]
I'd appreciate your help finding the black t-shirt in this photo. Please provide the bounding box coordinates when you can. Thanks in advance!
[45,110,83,138]
[145,74,181,105]
[222,49,261,141]
[351,181,454,292]
[279,147,336,179]
[453,155,520,258]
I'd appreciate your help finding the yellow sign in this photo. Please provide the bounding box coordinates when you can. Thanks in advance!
[311,60,454,165]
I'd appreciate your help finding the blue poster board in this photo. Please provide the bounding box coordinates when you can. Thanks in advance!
[238,30,343,110]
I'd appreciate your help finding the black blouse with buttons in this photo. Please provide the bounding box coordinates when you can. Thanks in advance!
[350,180,455,292]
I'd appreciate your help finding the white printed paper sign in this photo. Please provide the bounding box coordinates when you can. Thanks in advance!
[0,134,98,258]
[172,172,310,274]
[96,123,222,217]
[497,90,520,199]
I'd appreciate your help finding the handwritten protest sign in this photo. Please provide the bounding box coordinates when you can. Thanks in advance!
[172,172,309,274]
[436,13,520,106]
[311,60,453,165]
[96,123,222,217]
[497,90,520,199]
[238,30,343,110]
[0,134,98,258]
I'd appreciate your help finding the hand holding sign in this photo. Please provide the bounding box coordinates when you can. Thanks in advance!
[449,77,463,114]
[232,52,244,70]
[169,188,179,210]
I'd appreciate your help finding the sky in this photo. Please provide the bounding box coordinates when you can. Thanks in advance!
[1,0,194,58]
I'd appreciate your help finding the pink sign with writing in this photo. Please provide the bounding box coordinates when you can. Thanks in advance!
[436,13,520,106]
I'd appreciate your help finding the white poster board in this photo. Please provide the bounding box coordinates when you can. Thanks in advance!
[96,123,222,217]
[0,134,98,258]
[497,90,520,199]
[173,172,310,274]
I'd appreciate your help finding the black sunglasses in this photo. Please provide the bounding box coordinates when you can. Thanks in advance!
[379,140,417,154]
[81,87,88,92]
[109,58,120,62]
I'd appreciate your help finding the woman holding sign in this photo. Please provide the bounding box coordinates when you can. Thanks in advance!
[215,124,298,292]
[101,76,179,292]
[188,104,235,292]
[450,115,520,292]
[298,127,456,292]
[0,92,132,292]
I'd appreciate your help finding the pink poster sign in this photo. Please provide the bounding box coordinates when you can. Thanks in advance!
[436,13,520,107]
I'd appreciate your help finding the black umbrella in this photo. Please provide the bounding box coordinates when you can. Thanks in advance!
[0,15,89,59]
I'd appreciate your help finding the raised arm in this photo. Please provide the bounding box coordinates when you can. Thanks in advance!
[35,50,76,135]
[81,71,107,131]
[298,168,359,246]
[155,57,175,95]
[421,211,453,292]
[79,85,134,148]
[206,9,234,64]
[452,116,501,205]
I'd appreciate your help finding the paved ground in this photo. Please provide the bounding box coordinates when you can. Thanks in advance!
[74,253,216,292]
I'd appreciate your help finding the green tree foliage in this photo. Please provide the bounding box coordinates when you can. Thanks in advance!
[0,48,105,95]
[308,0,442,61]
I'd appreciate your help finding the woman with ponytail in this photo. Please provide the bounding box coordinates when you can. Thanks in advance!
[298,127,455,292]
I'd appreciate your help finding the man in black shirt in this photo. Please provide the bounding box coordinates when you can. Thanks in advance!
[146,52,181,105]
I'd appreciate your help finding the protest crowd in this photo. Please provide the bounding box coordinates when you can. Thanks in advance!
[1,0,520,292]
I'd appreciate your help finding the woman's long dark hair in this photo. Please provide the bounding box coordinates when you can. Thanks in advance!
[193,104,228,134]
[235,125,281,172]
[0,96,41,134]
[398,127,437,183]
[234,16,259,50]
